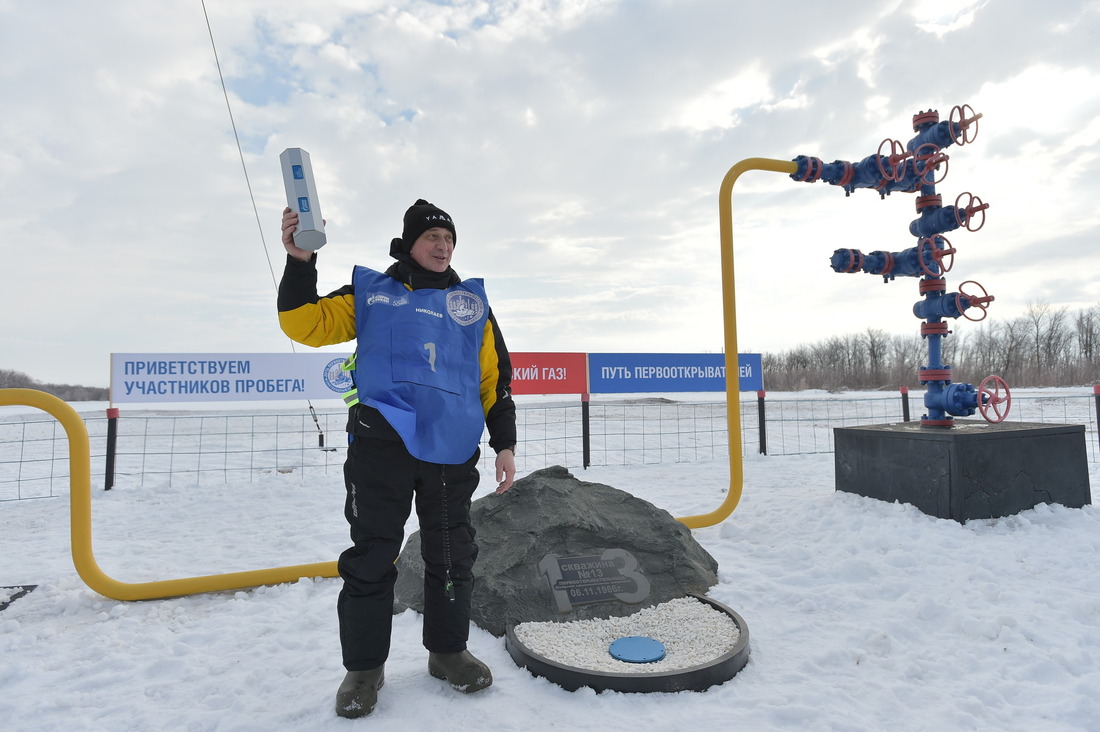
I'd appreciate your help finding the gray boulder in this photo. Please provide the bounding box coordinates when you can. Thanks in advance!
[394,465,719,637]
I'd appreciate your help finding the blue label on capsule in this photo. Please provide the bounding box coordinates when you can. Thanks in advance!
[292,164,304,180]
[298,197,311,213]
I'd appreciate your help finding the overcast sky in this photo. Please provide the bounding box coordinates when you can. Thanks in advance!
[3,0,1099,388]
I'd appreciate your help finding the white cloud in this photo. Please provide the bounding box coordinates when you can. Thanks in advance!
[670,64,773,132]
[283,22,330,46]
[531,200,590,223]
[318,42,364,71]
[973,64,1100,136]
[909,0,988,35]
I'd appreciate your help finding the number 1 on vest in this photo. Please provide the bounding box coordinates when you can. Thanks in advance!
[423,342,437,372]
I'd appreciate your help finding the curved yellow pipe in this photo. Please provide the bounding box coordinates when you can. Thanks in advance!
[0,388,338,601]
[677,158,798,528]
[5,159,797,587]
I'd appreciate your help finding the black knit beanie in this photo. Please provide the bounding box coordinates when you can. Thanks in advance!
[399,198,456,252]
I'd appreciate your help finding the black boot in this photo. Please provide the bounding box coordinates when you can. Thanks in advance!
[334,666,385,718]
[428,650,492,693]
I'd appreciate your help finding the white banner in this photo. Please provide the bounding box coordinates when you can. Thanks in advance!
[110,353,354,404]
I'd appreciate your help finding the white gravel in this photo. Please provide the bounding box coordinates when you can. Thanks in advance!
[512,597,740,673]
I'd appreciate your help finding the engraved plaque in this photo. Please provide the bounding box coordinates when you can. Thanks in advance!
[538,548,651,613]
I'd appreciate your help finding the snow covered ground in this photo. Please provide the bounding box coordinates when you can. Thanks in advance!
[2,396,1100,731]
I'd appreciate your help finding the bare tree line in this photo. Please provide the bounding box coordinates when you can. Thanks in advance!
[762,301,1100,391]
[0,369,109,402]
[4,301,1098,400]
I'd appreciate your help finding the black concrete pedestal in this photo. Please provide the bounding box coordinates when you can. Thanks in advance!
[834,420,1091,522]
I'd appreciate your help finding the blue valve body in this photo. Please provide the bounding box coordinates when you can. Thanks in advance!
[796,106,992,424]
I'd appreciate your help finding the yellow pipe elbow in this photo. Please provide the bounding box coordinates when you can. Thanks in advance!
[677,158,798,529]
[0,388,338,601]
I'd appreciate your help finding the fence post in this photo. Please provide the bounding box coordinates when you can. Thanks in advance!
[581,392,591,469]
[900,386,910,422]
[1094,384,1100,455]
[105,407,119,490]
[757,390,767,455]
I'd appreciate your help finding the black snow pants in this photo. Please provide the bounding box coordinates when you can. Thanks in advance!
[337,405,481,672]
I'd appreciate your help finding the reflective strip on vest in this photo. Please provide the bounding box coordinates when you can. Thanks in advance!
[340,354,359,406]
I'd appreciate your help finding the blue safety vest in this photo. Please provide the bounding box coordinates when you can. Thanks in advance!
[348,266,489,464]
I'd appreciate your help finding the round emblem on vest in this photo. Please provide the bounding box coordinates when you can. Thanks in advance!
[323,357,355,393]
[446,290,485,326]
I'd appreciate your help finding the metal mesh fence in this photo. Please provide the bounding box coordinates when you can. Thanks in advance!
[2,391,1097,500]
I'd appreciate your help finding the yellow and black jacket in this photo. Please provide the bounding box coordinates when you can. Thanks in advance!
[277,254,517,454]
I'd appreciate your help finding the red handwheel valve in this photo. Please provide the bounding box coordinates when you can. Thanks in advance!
[956,280,994,322]
[954,191,989,232]
[949,104,983,145]
[913,142,949,185]
[978,375,1011,423]
[877,138,911,182]
[918,236,956,276]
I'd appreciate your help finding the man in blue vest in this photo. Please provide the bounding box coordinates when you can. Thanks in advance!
[278,199,517,718]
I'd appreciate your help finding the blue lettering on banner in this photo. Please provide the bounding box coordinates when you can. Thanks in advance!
[234,379,306,394]
[123,360,251,376]
[588,353,763,393]
[123,380,234,396]
[292,164,304,180]
[119,379,303,396]
[298,196,311,213]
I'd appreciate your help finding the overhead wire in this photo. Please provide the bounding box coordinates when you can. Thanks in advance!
[201,0,279,292]
[200,0,334,450]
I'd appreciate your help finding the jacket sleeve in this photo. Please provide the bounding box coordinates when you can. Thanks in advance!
[479,308,517,453]
[277,254,357,347]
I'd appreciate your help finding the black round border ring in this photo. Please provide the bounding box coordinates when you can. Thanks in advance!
[504,593,751,693]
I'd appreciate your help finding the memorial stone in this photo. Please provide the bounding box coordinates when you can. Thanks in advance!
[394,465,719,637]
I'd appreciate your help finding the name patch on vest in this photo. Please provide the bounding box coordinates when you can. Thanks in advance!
[447,290,485,326]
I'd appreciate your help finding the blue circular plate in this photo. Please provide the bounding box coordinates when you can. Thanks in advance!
[609,635,666,663]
